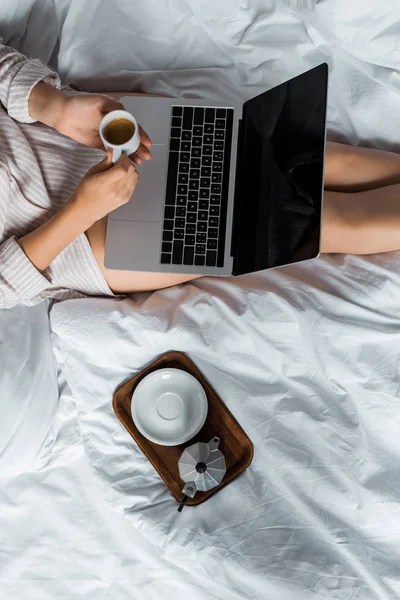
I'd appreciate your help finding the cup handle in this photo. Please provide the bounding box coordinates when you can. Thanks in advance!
[111,147,123,164]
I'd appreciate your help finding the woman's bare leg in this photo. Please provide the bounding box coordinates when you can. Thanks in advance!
[321,142,400,254]
[324,142,400,192]
[322,184,400,254]
[86,218,200,293]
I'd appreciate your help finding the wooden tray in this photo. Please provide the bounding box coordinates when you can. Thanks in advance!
[113,351,254,506]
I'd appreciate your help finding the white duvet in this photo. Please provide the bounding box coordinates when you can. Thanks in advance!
[51,253,400,600]
[2,0,400,598]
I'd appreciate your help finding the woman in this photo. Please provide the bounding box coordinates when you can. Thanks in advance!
[1,42,399,309]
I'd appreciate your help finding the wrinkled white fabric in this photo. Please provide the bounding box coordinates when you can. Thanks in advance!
[3,0,400,598]
[51,252,400,600]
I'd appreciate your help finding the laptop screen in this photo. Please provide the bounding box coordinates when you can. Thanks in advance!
[231,63,328,275]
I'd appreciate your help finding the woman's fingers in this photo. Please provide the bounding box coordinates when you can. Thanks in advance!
[129,142,152,164]
[139,124,152,148]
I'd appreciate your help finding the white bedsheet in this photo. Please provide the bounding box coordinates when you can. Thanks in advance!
[2,0,400,598]
[50,253,400,600]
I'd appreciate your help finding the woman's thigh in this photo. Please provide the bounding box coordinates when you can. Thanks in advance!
[86,218,200,293]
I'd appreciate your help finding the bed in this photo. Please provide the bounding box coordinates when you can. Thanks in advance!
[1,1,400,599]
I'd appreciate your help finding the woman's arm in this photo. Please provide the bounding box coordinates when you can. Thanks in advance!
[18,152,138,272]
[0,43,61,123]
[0,152,137,309]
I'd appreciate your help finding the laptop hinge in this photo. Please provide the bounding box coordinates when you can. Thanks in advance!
[230,118,244,263]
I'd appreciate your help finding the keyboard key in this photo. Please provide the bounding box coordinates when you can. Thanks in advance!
[178,174,188,184]
[193,126,202,136]
[214,152,223,161]
[213,162,222,172]
[215,130,224,139]
[164,206,174,219]
[163,230,173,242]
[186,224,196,234]
[185,235,195,245]
[199,189,210,199]
[192,137,202,147]
[189,180,199,190]
[198,222,207,232]
[194,108,204,125]
[206,250,217,266]
[182,107,193,130]
[214,141,224,150]
[211,184,221,194]
[175,218,185,228]
[210,206,219,215]
[177,196,187,205]
[182,130,191,140]
[207,239,218,249]
[188,191,198,201]
[215,119,225,129]
[165,151,179,205]
[171,116,181,127]
[178,184,188,194]
[171,127,181,137]
[196,233,206,243]
[203,146,212,156]
[172,240,184,264]
[183,246,194,265]
[175,229,184,239]
[172,106,183,116]
[209,228,218,238]
[192,147,201,157]
[179,162,189,173]
[161,253,172,264]
[188,202,197,212]
[210,195,220,204]
[199,200,209,209]
[190,169,200,179]
[204,135,213,145]
[211,173,222,183]
[195,255,205,266]
[162,241,172,253]
[170,138,180,151]
[209,217,219,227]
[181,141,191,152]
[176,206,186,217]
[199,211,208,221]
[202,156,212,166]
[196,244,206,255]
[204,124,214,134]
[205,108,215,123]
[191,158,201,168]
[187,213,197,223]
[164,220,174,230]
[216,108,226,118]
[201,166,211,177]
[200,178,210,188]
[181,153,190,162]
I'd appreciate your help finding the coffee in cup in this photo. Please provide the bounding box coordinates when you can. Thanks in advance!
[103,118,136,146]
[100,109,141,163]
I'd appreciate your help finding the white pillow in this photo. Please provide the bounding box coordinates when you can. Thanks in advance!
[0,302,58,477]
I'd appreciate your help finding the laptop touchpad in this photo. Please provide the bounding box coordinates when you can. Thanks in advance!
[109,144,167,222]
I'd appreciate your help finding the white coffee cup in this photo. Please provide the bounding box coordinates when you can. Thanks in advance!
[99,109,140,163]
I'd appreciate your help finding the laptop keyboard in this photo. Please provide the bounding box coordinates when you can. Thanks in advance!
[161,106,234,267]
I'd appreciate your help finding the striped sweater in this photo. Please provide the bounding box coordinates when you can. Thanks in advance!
[0,42,113,309]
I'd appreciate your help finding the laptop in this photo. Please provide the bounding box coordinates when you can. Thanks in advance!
[105,63,328,276]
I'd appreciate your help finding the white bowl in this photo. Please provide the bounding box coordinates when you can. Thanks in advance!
[131,368,208,446]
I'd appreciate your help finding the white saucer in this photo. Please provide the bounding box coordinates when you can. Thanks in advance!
[131,368,208,446]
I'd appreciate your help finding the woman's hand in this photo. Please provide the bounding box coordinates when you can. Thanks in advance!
[70,150,139,226]
[59,93,152,163]
[28,82,152,164]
